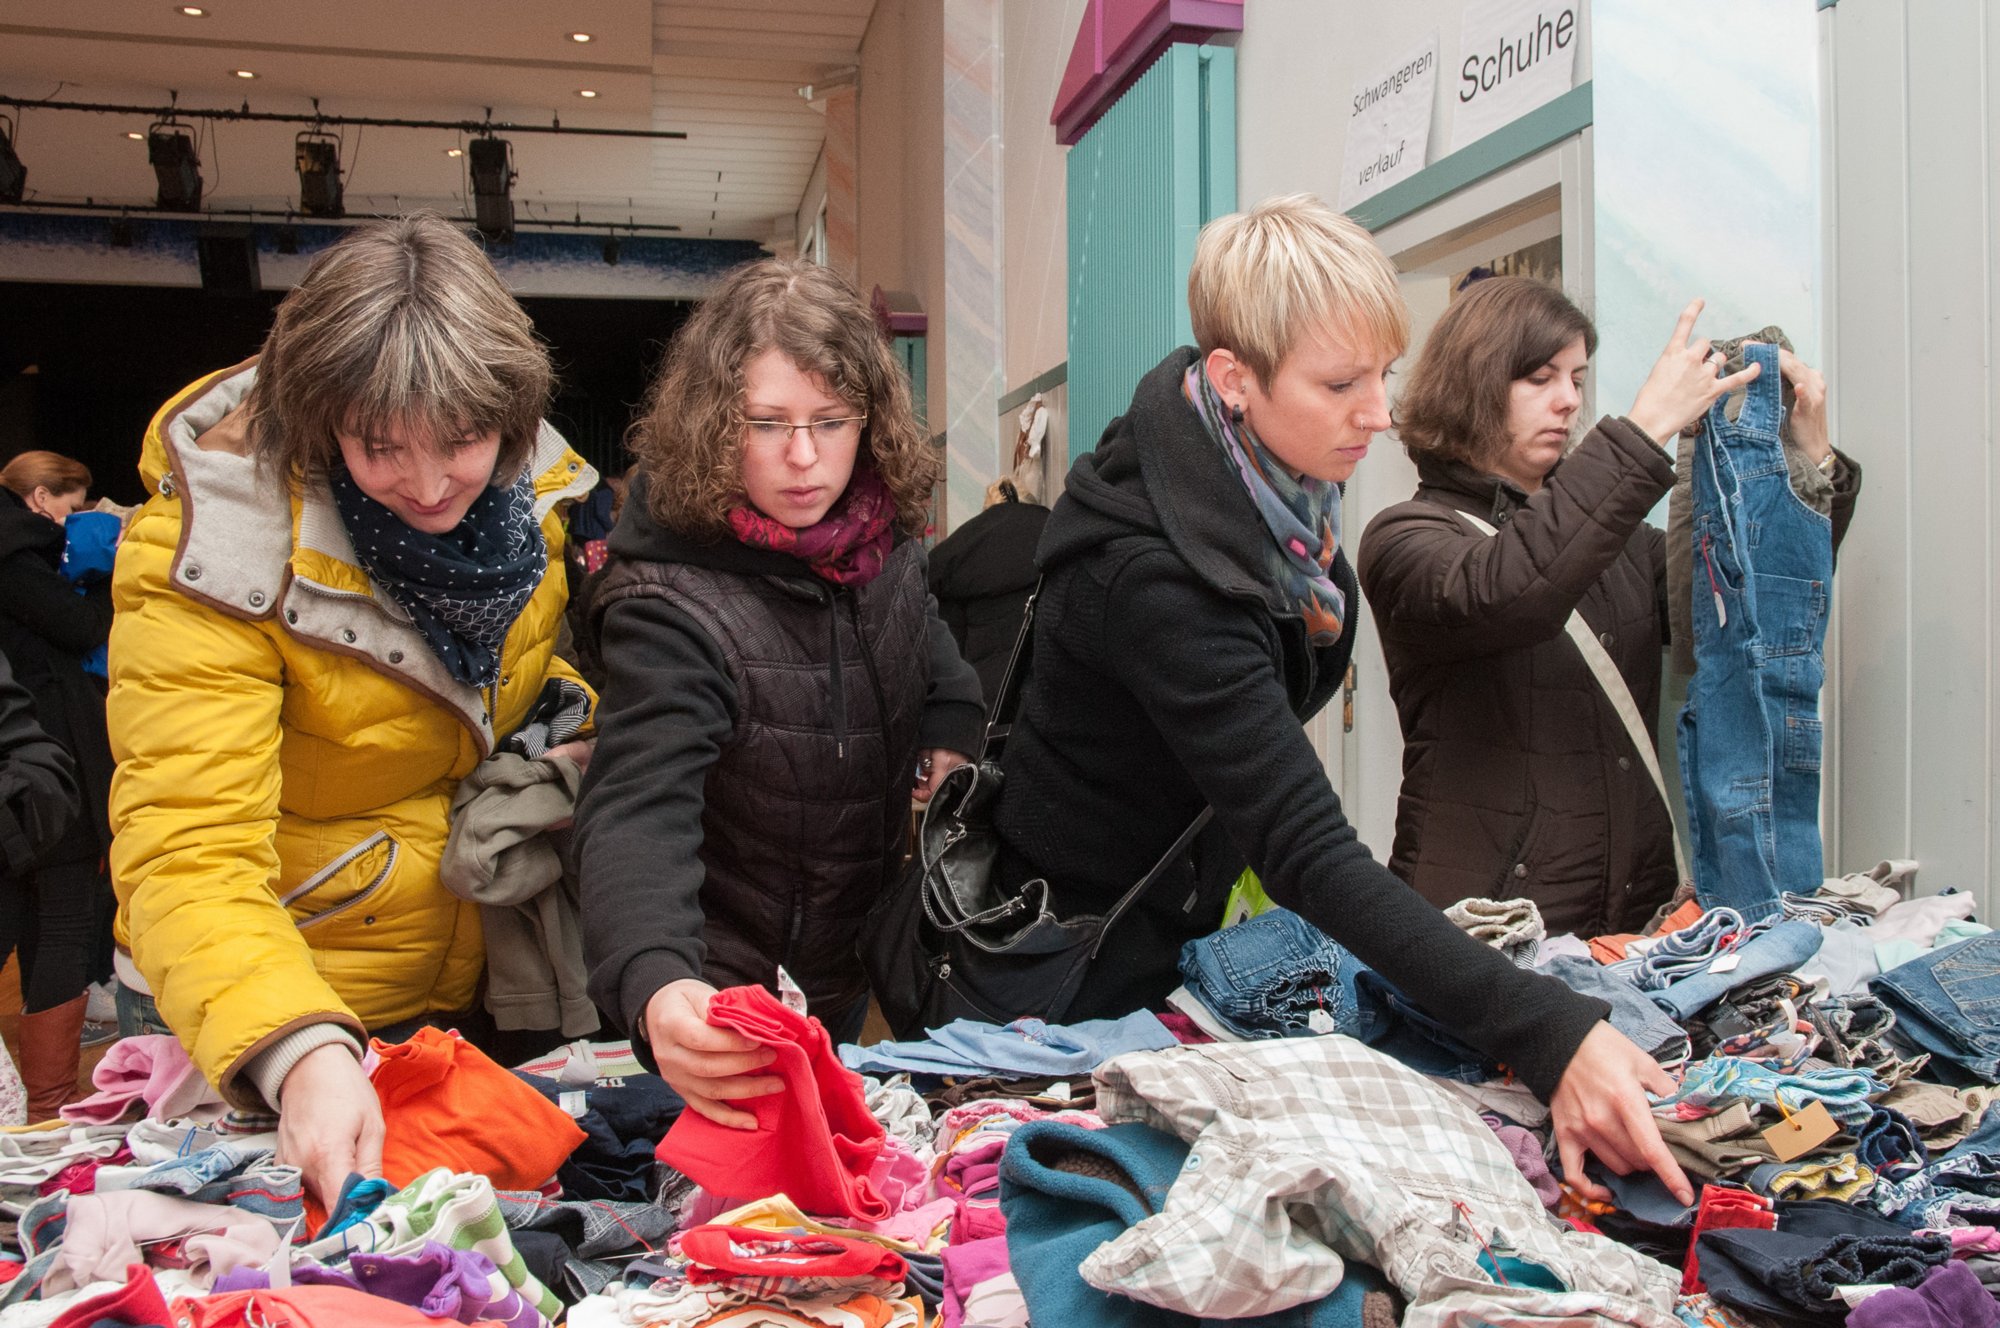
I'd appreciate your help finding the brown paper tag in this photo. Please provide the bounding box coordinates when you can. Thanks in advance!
[1762,1100,1839,1162]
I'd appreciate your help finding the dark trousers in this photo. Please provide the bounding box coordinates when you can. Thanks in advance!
[0,856,104,1013]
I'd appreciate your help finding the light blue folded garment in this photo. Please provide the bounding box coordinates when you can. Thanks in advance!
[840,1009,1176,1078]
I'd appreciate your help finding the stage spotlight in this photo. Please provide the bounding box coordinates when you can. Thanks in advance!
[467,136,515,241]
[294,130,343,216]
[601,234,620,265]
[148,121,202,210]
[0,116,23,205]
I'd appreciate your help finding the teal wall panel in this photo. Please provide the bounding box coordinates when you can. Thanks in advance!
[1066,43,1236,464]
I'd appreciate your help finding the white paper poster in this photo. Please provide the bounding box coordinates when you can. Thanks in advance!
[1452,0,1581,152]
[1339,35,1439,210]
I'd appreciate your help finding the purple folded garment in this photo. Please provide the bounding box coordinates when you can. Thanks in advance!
[1847,1261,1997,1328]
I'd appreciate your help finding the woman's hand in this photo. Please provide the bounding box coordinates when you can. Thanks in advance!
[1627,298,1764,445]
[912,748,971,804]
[276,1042,386,1213]
[643,977,781,1129]
[1774,348,1832,467]
[1548,1021,1694,1206]
[545,738,596,774]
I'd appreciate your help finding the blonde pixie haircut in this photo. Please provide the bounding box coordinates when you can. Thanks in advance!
[1188,193,1410,384]
[244,211,553,483]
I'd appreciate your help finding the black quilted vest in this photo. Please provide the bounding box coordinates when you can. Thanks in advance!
[586,539,929,1011]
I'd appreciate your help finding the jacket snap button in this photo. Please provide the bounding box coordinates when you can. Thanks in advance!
[1599,631,1615,647]
[183,564,201,581]
[1618,756,1632,771]
[285,609,298,624]
[567,461,579,472]
[501,674,512,687]
[363,915,376,926]
[389,650,404,664]
[341,629,357,643]
[248,590,266,608]
[1513,863,1528,878]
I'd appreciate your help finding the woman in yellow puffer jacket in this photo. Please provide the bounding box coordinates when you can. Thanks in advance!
[106,213,595,1209]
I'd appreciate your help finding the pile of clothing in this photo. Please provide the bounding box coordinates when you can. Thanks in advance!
[6,863,1996,1328]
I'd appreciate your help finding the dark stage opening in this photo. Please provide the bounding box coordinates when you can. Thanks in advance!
[0,282,691,504]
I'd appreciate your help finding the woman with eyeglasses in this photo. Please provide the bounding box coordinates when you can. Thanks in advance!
[572,258,982,1127]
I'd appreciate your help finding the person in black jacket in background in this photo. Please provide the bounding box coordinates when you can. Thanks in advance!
[926,479,1049,704]
[0,650,78,893]
[0,451,110,1118]
[986,194,1749,1206]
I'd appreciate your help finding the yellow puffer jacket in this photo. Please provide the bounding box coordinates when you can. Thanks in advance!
[107,361,597,1106]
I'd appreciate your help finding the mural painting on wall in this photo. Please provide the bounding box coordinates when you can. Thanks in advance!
[0,211,766,299]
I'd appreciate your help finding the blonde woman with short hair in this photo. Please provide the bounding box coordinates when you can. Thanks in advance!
[977,195,1695,1202]
[107,213,597,1207]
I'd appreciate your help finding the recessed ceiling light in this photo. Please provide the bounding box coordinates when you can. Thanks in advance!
[232,69,256,79]
[126,130,145,140]
[568,32,592,43]
[577,89,598,98]
[445,147,464,158]
[178,5,208,15]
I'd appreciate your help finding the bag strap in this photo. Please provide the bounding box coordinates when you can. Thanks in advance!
[977,576,1043,759]
[975,573,1214,947]
[1091,807,1215,959]
[1456,510,1691,885]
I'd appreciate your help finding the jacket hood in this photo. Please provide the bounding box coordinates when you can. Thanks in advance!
[928,500,1049,599]
[1039,346,1320,620]
[0,488,62,566]
[1413,451,1533,525]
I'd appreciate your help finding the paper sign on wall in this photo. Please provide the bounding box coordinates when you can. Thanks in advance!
[1339,36,1439,210]
[1453,0,1581,152]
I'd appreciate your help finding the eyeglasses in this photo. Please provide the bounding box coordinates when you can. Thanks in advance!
[737,415,867,448]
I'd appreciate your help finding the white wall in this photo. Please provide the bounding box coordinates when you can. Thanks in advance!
[1235,0,1590,215]
[999,0,1086,397]
[1823,0,2000,911]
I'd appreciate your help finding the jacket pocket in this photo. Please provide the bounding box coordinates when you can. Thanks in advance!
[281,830,399,930]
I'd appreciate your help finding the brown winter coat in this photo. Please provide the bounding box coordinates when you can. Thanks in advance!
[1357,418,1682,937]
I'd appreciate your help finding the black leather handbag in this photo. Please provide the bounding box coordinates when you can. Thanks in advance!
[860,580,1209,1037]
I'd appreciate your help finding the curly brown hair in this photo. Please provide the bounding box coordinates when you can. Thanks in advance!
[631,258,936,539]
[1395,276,1597,469]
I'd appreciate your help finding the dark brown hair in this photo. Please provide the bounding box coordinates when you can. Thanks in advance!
[243,212,553,482]
[1395,276,1598,468]
[630,258,937,539]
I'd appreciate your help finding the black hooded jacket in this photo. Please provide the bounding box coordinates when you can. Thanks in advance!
[0,488,113,864]
[573,475,984,1049]
[992,347,1610,1100]
[926,498,1049,705]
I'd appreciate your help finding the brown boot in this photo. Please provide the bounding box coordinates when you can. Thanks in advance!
[20,992,86,1122]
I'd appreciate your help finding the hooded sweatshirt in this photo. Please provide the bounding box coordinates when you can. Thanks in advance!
[573,474,983,1049]
[992,347,1610,1101]
[926,498,1050,705]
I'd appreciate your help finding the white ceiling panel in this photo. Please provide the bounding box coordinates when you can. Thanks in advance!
[0,0,871,241]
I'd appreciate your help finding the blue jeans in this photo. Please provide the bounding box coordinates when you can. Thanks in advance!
[114,980,172,1037]
[1175,908,1366,1041]
[1678,342,1832,921]
[1540,955,1689,1061]
[1872,935,2000,1082]
[1648,919,1823,1022]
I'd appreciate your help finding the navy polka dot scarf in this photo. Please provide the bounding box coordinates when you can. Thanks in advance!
[330,464,546,689]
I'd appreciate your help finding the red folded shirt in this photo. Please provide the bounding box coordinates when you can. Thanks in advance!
[1682,1185,1775,1295]
[656,985,889,1221]
[677,1223,907,1286]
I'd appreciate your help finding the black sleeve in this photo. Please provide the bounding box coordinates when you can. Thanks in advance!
[1357,418,1675,665]
[0,652,78,874]
[1101,551,1609,1100]
[918,581,985,755]
[0,552,114,658]
[573,596,737,1059]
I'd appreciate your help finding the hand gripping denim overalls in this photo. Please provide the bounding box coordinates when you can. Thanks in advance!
[1677,341,1832,922]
